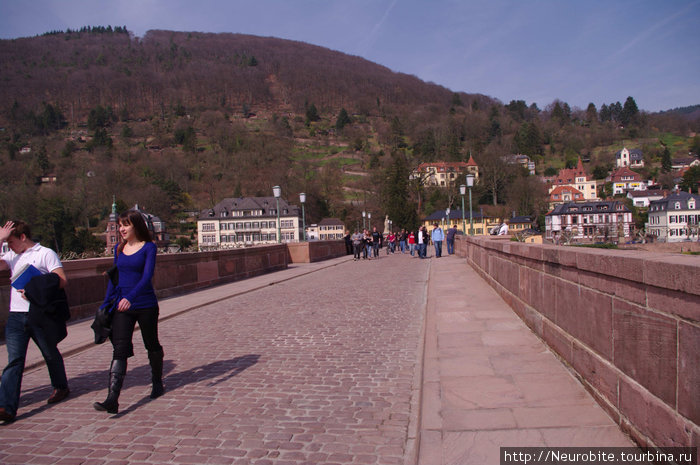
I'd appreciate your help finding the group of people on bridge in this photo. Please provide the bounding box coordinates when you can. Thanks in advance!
[348,224,459,261]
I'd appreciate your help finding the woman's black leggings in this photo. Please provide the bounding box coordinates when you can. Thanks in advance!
[110,306,162,360]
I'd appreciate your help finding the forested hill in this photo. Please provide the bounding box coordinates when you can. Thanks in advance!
[0,28,489,123]
[0,28,698,256]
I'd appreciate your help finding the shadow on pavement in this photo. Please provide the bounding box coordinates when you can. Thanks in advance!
[116,354,261,416]
[12,354,260,420]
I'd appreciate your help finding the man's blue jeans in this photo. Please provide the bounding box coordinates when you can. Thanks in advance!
[446,238,454,255]
[399,240,406,253]
[434,240,443,257]
[0,312,68,416]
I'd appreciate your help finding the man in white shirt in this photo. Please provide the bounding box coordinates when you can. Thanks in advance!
[0,220,70,423]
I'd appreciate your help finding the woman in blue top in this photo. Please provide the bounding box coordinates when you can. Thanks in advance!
[94,210,164,414]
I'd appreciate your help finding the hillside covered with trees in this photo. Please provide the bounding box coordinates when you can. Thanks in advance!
[1,27,698,253]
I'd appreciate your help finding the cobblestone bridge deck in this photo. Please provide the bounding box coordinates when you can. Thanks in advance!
[0,253,633,464]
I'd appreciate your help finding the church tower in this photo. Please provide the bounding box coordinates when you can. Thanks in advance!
[105,196,119,254]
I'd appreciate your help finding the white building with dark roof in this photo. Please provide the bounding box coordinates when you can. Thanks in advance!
[197,196,302,249]
[645,191,700,242]
[616,147,644,168]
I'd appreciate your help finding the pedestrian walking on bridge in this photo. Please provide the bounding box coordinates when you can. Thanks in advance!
[94,210,165,415]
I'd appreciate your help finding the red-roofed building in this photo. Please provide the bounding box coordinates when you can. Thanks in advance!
[609,167,645,195]
[548,185,585,209]
[465,154,479,179]
[546,158,598,201]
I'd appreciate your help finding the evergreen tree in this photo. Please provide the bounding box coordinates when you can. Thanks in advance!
[514,122,543,156]
[621,96,639,126]
[661,147,672,172]
[335,108,352,130]
[680,166,700,193]
[382,151,417,229]
[611,102,623,123]
[88,105,113,130]
[506,100,527,121]
[585,103,598,124]
[305,103,320,124]
[551,100,570,125]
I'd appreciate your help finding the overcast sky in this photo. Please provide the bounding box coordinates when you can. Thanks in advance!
[1,0,698,112]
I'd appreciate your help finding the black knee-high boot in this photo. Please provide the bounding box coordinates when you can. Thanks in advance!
[148,349,165,399]
[93,359,127,414]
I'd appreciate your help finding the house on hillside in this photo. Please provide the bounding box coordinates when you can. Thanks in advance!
[645,191,700,242]
[610,166,645,195]
[502,154,535,175]
[411,161,474,187]
[197,196,302,250]
[547,158,598,201]
[671,155,699,170]
[545,200,633,243]
[616,147,644,168]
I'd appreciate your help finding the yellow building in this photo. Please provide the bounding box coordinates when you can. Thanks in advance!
[421,209,503,235]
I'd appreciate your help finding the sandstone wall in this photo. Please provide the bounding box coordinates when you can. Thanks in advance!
[455,235,699,448]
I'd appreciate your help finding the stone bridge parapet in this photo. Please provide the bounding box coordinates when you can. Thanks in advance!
[456,235,699,448]
[0,241,347,335]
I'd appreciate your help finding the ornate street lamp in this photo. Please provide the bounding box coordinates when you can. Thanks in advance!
[362,210,366,230]
[460,184,467,234]
[466,174,475,235]
[299,193,306,241]
[368,212,372,230]
[273,185,281,243]
[445,208,451,229]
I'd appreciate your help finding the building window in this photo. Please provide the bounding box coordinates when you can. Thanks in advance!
[202,223,216,232]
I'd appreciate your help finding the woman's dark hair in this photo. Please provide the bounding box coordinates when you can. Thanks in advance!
[116,210,152,255]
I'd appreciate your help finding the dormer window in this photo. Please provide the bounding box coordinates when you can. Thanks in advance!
[675,202,681,210]
[689,200,696,209]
